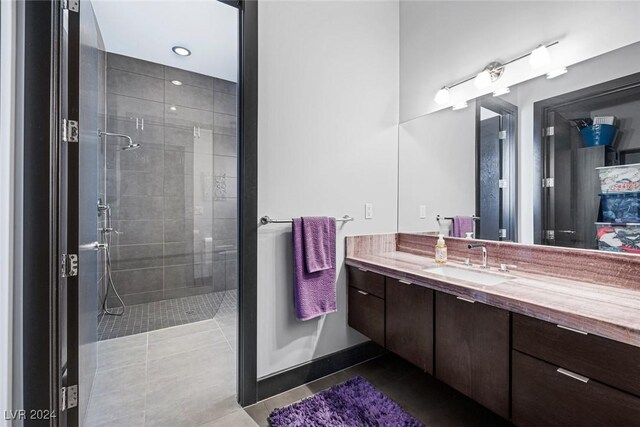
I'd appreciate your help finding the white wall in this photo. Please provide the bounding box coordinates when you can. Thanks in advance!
[515,42,640,243]
[400,1,640,122]
[257,0,399,378]
[0,0,17,422]
[398,101,476,233]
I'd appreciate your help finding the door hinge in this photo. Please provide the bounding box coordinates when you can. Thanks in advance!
[542,177,555,188]
[62,119,79,143]
[60,385,78,411]
[498,130,507,140]
[61,254,79,278]
[545,230,555,240]
[61,0,79,12]
[499,179,508,189]
[543,126,555,137]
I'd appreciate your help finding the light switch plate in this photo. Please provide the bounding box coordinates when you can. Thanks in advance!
[419,205,426,218]
[365,203,373,219]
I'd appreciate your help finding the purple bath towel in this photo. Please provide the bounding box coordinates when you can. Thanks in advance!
[292,217,337,321]
[453,216,474,237]
[302,217,333,273]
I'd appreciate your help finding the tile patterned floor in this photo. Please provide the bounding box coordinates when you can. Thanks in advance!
[85,310,249,427]
[98,290,237,340]
[244,353,511,427]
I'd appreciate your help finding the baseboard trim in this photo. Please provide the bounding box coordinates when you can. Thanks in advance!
[256,341,386,402]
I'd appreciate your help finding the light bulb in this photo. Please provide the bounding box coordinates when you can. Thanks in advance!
[474,70,492,89]
[546,67,568,79]
[529,45,550,68]
[434,87,451,105]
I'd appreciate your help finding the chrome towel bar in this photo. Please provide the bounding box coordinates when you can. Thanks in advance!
[260,215,354,225]
[436,215,480,221]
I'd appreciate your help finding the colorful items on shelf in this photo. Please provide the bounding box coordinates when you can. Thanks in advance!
[597,163,640,193]
[596,223,640,254]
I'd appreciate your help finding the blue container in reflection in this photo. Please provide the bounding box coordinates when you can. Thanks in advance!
[600,192,640,222]
[580,124,617,147]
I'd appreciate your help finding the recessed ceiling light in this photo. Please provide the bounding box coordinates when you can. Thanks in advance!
[452,101,468,111]
[493,87,510,97]
[169,105,177,111]
[171,80,183,86]
[546,67,568,79]
[172,46,191,57]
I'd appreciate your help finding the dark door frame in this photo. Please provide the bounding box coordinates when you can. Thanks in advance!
[475,96,518,242]
[20,0,259,421]
[533,71,640,244]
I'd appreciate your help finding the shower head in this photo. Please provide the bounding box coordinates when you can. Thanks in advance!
[122,143,141,151]
[98,130,141,151]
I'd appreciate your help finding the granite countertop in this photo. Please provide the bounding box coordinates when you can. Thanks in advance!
[346,250,640,348]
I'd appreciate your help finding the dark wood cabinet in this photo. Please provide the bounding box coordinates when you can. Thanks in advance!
[347,286,385,346]
[513,313,640,397]
[435,292,510,419]
[346,264,640,426]
[385,278,434,373]
[347,266,385,298]
[512,350,640,427]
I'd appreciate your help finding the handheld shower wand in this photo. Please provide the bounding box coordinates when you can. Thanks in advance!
[98,130,141,150]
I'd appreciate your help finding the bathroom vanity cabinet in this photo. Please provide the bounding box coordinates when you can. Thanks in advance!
[347,267,385,346]
[435,292,510,419]
[512,314,640,427]
[346,265,640,426]
[385,277,434,374]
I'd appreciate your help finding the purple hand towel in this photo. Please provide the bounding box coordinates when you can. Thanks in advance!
[453,216,474,237]
[292,217,337,321]
[302,217,333,273]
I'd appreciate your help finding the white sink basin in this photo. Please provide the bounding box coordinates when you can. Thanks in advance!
[424,266,512,286]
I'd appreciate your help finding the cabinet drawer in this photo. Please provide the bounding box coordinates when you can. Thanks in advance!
[512,350,640,427]
[347,266,385,298]
[513,313,640,397]
[348,286,384,346]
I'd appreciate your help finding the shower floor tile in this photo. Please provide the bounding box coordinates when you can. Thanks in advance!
[98,289,236,341]
[87,316,244,427]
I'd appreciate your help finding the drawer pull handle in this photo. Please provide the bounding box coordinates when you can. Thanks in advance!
[557,368,589,384]
[557,324,588,335]
[456,296,475,304]
[357,290,369,296]
[399,279,412,285]
[358,268,368,272]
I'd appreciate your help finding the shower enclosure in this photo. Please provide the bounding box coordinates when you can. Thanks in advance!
[96,52,238,340]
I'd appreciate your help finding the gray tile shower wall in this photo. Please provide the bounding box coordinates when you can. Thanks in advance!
[104,53,238,306]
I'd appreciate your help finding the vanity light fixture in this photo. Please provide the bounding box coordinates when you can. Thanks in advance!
[452,101,468,111]
[474,62,504,89]
[433,41,559,103]
[434,87,451,105]
[493,87,511,97]
[172,46,191,56]
[171,80,183,86]
[529,44,551,68]
[546,67,568,79]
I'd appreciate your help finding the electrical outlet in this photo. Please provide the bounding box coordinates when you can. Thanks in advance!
[365,203,373,219]
[419,205,426,219]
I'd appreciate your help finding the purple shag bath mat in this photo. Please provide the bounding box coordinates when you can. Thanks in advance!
[268,376,424,427]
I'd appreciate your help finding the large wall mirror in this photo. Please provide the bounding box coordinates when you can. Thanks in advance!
[398,35,640,255]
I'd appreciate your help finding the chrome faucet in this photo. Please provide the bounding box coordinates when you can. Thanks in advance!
[468,243,488,269]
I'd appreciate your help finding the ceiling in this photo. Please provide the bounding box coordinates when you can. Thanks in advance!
[91,0,238,82]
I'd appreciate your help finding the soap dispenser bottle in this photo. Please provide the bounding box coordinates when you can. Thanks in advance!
[435,234,448,264]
